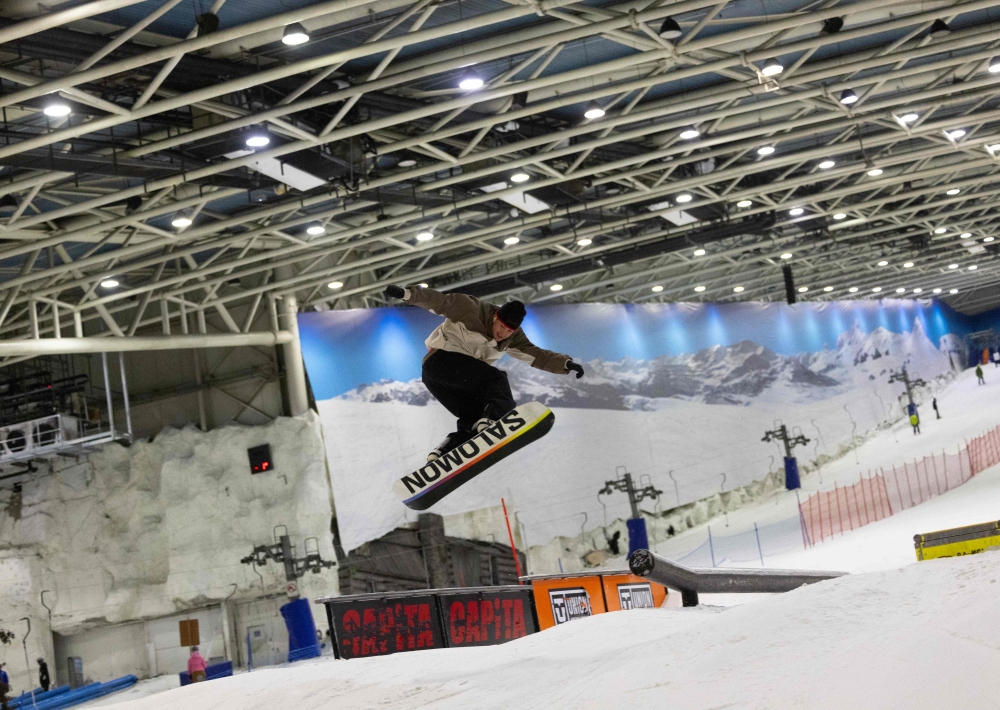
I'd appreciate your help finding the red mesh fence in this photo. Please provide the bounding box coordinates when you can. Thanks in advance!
[800,423,1000,546]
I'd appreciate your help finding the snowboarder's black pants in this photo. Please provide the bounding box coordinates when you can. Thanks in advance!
[422,349,516,441]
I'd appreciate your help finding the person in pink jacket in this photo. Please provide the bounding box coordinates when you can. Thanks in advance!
[187,646,208,683]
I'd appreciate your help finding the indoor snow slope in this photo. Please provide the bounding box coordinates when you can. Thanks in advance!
[109,553,1000,710]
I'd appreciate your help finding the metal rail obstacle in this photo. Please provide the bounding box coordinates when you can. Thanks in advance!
[628,549,846,607]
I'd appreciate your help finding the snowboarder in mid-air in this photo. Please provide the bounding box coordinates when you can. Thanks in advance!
[384,284,584,462]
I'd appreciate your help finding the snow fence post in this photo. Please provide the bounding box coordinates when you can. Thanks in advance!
[707,525,716,567]
[753,523,764,566]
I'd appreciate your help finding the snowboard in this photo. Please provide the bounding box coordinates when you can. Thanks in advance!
[393,401,555,511]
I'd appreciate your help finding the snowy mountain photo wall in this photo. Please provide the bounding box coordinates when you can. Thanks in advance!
[300,299,970,561]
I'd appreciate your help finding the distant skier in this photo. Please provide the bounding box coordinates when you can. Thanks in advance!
[910,412,920,435]
[994,350,1000,368]
[977,364,986,385]
[932,397,940,419]
[384,284,584,462]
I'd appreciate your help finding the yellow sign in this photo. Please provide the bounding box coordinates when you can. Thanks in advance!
[914,520,1000,561]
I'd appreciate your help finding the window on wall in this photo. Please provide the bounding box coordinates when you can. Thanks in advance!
[179,619,200,647]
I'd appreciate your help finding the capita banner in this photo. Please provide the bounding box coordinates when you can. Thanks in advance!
[300,299,971,554]
[327,595,443,659]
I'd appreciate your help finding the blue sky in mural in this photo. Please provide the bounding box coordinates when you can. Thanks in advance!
[299,299,968,401]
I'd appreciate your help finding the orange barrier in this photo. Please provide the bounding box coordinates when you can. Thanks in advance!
[801,421,1000,545]
[522,570,667,630]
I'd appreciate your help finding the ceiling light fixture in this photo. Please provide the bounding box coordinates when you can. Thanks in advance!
[933,288,942,294]
[675,193,693,203]
[550,284,563,292]
[733,286,745,293]
[948,263,959,269]
[990,57,1000,73]
[849,287,859,293]
[504,236,520,245]
[100,279,119,289]
[818,159,836,169]
[839,89,858,105]
[679,127,700,140]
[780,252,793,259]
[757,146,775,156]
[171,215,192,228]
[306,225,325,235]
[934,227,948,234]
[459,74,484,91]
[789,207,804,216]
[658,17,682,39]
[416,231,434,241]
[899,113,919,123]
[798,286,809,293]
[510,172,530,183]
[823,286,834,292]
[245,129,270,148]
[736,199,753,208]
[877,260,888,266]
[946,188,961,195]
[913,288,923,294]
[577,238,592,246]
[693,248,706,256]
[833,213,847,220]
[968,264,978,270]
[960,232,972,239]
[398,159,417,168]
[42,100,71,117]
[950,288,959,294]
[417,283,429,288]
[328,281,343,289]
[867,167,883,176]
[947,128,967,140]
[694,285,706,292]
[896,287,906,294]
[652,285,664,292]
[584,101,606,120]
[903,262,914,268]
[985,237,995,242]
[281,22,310,45]
[872,287,882,292]
[762,58,784,77]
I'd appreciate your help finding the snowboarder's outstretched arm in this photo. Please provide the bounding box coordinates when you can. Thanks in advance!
[507,330,580,376]
[386,284,482,323]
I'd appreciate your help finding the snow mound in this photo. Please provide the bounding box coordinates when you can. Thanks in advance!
[109,552,1000,710]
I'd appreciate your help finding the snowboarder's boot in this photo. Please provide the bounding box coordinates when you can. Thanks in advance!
[426,431,469,463]
[472,417,495,434]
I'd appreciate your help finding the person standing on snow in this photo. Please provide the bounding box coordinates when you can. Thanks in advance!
[932,397,940,419]
[384,284,584,462]
[976,364,986,385]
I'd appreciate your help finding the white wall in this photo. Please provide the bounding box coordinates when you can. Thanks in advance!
[0,412,338,691]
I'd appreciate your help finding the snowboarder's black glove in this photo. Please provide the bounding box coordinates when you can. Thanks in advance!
[566,360,584,379]
[384,285,405,300]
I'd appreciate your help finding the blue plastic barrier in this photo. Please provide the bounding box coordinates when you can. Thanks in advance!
[280,598,320,662]
[626,517,649,557]
[784,456,801,490]
[11,686,71,708]
[33,676,136,710]
[179,660,233,686]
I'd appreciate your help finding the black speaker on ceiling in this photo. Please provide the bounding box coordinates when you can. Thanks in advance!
[783,265,797,305]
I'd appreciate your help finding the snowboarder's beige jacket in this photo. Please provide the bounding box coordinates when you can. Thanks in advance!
[401,286,572,374]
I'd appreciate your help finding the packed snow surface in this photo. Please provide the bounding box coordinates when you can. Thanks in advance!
[101,550,1000,710]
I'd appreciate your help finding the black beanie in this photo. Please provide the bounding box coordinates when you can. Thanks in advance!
[497,301,526,329]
